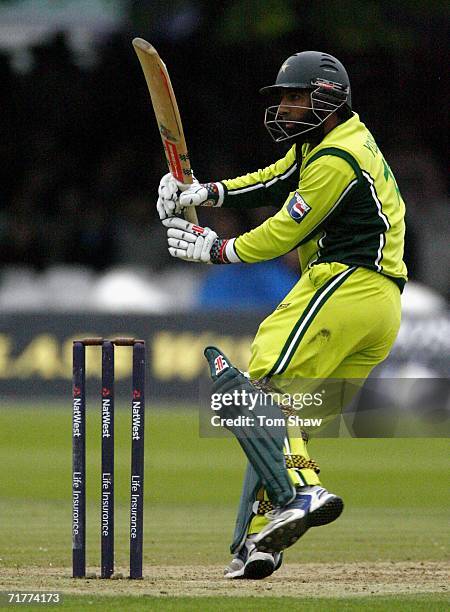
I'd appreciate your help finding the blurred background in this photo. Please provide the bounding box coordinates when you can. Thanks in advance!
[0,0,448,399]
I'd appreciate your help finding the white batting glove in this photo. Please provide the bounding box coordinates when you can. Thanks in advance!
[179,182,225,209]
[157,172,178,220]
[162,217,218,263]
[156,172,198,220]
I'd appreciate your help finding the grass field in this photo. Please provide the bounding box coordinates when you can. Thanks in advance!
[0,402,448,610]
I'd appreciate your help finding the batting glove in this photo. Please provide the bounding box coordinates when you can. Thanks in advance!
[179,181,225,209]
[162,217,241,264]
[157,172,176,219]
[162,217,217,263]
[157,172,199,220]
[156,172,182,220]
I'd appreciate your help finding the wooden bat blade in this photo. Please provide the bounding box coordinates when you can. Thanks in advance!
[132,37,198,225]
[132,37,156,54]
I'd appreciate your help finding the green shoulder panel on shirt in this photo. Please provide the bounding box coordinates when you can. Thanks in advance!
[305,147,363,180]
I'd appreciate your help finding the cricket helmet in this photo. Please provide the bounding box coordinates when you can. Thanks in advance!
[260,51,351,142]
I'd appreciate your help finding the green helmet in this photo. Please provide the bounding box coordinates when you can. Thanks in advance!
[260,51,351,143]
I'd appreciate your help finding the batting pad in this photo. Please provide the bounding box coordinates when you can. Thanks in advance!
[204,346,295,508]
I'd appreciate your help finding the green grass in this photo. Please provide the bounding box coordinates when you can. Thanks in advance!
[1,595,449,611]
[0,402,448,608]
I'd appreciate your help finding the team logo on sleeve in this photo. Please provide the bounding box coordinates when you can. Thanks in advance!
[287,192,311,223]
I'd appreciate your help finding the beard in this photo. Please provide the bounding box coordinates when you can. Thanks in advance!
[291,110,326,146]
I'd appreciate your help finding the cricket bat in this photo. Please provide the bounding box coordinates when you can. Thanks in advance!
[132,38,198,225]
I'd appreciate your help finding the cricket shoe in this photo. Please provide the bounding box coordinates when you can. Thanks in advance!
[224,538,283,580]
[253,486,344,553]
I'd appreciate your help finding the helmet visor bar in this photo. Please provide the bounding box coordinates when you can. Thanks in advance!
[264,104,319,142]
[263,82,347,143]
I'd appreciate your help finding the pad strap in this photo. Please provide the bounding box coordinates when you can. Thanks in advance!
[256,500,276,515]
[285,454,320,473]
[254,454,320,515]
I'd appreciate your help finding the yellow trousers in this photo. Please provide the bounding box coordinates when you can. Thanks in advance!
[247,262,401,533]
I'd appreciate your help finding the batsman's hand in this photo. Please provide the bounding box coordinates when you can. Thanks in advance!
[162,217,218,263]
[179,181,225,210]
[157,172,190,220]
[157,173,225,220]
[156,172,188,220]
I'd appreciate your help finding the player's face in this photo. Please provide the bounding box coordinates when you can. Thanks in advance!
[263,87,328,143]
[277,90,312,125]
[273,90,316,141]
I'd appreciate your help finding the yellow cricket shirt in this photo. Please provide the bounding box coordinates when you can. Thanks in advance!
[221,113,407,291]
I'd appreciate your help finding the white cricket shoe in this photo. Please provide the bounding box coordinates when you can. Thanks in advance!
[224,538,283,580]
[253,485,344,553]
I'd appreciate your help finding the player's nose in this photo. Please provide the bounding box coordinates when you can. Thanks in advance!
[278,99,290,116]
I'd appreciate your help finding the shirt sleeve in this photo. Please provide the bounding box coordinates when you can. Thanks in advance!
[234,155,358,262]
[220,145,298,209]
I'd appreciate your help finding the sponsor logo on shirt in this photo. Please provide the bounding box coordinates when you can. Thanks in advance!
[287,191,311,223]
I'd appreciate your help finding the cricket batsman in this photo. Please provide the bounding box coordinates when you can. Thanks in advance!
[156,51,407,579]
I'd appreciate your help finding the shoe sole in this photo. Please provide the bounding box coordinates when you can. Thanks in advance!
[242,558,275,580]
[225,556,275,580]
[308,496,344,527]
[256,496,344,553]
